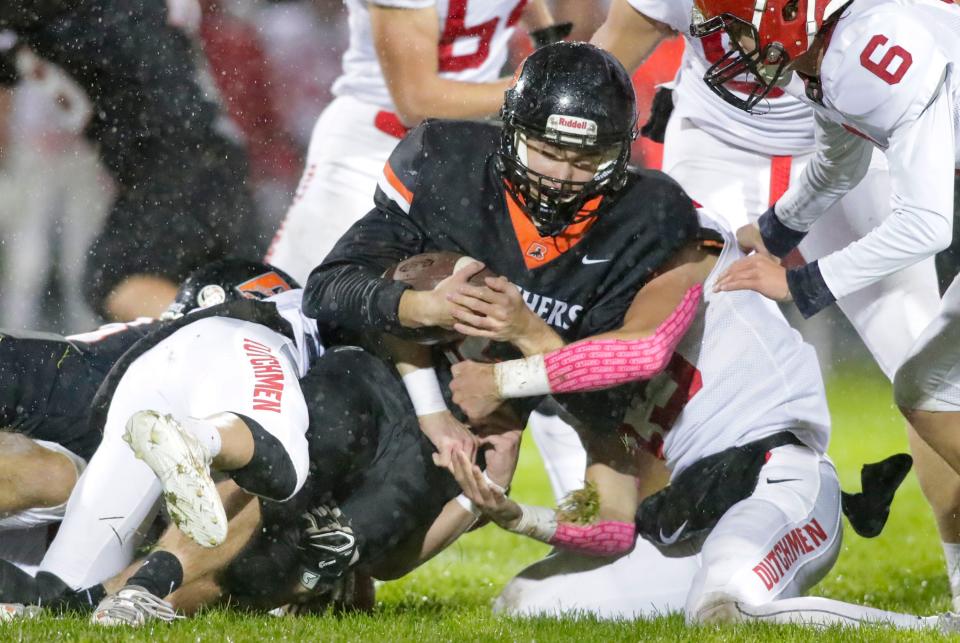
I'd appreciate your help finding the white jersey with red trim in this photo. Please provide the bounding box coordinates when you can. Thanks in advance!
[627,0,816,154]
[621,214,830,475]
[332,0,527,111]
[776,0,960,303]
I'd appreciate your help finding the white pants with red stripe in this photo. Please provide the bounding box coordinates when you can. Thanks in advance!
[662,116,941,380]
[688,444,934,629]
[38,317,309,589]
[265,95,404,284]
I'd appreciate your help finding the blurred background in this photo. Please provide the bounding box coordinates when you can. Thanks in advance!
[0,0,955,379]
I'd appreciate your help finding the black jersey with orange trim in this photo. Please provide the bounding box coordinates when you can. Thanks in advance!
[306,119,698,348]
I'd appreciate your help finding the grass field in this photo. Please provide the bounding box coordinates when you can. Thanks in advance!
[7,364,960,641]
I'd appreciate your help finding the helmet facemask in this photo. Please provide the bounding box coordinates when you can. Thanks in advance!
[691,10,791,113]
[498,119,632,237]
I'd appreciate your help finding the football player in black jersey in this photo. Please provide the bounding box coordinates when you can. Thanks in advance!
[0,260,298,573]
[305,42,704,476]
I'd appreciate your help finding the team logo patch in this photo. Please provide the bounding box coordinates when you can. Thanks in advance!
[526,242,547,261]
[236,272,293,300]
[197,285,227,308]
[546,114,598,142]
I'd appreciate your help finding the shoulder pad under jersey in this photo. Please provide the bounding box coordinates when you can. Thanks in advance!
[821,5,950,135]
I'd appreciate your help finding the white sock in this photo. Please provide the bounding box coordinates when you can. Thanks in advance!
[942,542,960,610]
[182,417,223,459]
[732,596,938,630]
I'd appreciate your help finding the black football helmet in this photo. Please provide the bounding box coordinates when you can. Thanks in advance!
[162,258,300,320]
[497,42,638,236]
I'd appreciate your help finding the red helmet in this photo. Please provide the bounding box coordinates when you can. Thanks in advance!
[690,0,849,111]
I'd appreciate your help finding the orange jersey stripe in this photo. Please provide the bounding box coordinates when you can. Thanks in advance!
[383,161,414,206]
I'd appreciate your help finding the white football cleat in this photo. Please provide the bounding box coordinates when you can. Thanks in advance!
[124,410,227,547]
[0,603,41,622]
[91,585,180,627]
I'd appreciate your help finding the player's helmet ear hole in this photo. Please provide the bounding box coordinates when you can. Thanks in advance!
[498,42,637,236]
[782,0,800,22]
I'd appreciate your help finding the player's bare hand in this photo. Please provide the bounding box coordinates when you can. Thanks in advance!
[418,410,479,470]
[450,360,502,421]
[448,276,538,342]
[451,450,522,528]
[714,254,792,301]
[735,223,772,257]
[413,261,488,329]
[478,428,522,492]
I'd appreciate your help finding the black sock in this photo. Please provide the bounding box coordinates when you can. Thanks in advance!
[50,583,106,614]
[126,551,184,598]
[0,560,41,603]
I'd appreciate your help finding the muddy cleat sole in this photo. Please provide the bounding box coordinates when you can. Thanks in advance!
[124,410,227,547]
[91,585,180,627]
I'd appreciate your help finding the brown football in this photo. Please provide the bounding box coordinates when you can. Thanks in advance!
[385,251,496,291]
[385,252,498,345]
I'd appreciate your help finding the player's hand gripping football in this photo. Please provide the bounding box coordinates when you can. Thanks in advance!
[447,276,556,353]
[403,261,489,330]
[450,360,502,421]
[451,450,522,529]
[418,410,479,470]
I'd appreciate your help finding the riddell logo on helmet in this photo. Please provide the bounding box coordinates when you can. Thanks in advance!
[546,114,598,137]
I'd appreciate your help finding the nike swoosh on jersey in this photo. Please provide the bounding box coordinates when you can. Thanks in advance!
[766,478,801,484]
[658,520,688,546]
[581,256,610,265]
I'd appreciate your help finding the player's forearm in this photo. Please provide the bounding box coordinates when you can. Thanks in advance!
[392,77,512,126]
[416,500,483,565]
[590,0,670,71]
[769,117,873,250]
[494,284,701,397]
[784,91,955,318]
[520,0,553,31]
[303,263,411,335]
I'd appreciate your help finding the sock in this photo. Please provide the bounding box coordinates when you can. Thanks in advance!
[182,417,222,459]
[50,583,106,614]
[943,542,960,609]
[0,559,41,603]
[125,551,184,599]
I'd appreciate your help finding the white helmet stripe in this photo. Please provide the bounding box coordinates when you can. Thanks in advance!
[752,0,768,31]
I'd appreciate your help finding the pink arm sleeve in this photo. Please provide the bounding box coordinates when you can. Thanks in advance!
[549,520,636,557]
[545,284,702,393]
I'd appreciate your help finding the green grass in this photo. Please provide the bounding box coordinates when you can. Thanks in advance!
[6,364,959,640]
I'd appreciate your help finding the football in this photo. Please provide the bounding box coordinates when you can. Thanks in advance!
[385,251,498,345]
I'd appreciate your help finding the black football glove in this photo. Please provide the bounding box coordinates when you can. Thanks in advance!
[296,504,358,590]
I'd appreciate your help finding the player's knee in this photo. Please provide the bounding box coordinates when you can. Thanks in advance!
[893,357,924,412]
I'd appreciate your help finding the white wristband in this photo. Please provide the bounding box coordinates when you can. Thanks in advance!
[508,504,558,543]
[494,355,551,399]
[454,493,482,517]
[401,367,448,416]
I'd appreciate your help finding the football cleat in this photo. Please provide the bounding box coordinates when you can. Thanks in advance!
[91,585,180,627]
[124,410,227,547]
[0,603,42,622]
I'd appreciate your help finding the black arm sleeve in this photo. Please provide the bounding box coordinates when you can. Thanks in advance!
[303,125,430,337]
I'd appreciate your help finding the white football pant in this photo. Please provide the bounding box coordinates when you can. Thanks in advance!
[38,317,309,589]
